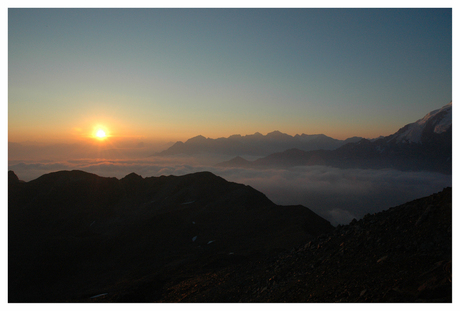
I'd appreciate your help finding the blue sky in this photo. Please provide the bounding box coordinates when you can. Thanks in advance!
[8,8,452,143]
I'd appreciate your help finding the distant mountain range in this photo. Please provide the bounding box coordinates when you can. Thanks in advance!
[154,131,363,157]
[9,169,333,302]
[218,102,452,174]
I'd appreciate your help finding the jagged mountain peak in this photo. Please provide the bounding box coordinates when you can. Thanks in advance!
[390,102,452,144]
[155,131,362,157]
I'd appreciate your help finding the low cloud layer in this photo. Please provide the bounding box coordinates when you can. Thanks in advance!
[220,166,451,225]
[9,156,451,226]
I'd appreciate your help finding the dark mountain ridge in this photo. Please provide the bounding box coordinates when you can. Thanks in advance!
[8,169,332,302]
[154,130,363,157]
[218,102,452,174]
[8,170,451,302]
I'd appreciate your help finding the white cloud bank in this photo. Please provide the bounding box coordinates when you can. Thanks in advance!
[9,156,451,226]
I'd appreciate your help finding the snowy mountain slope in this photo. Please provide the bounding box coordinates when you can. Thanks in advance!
[388,102,451,144]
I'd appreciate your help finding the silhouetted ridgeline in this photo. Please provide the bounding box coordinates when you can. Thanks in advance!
[8,169,332,302]
[8,170,451,302]
[154,131,363,157]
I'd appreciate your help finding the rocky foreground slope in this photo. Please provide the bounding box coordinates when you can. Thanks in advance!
[156,187,452,303]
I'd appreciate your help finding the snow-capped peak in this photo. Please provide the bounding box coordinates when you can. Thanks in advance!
[394,102,452,143]
[433,102,452,134]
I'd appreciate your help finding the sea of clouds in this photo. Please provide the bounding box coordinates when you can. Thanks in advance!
[9,154,451,226]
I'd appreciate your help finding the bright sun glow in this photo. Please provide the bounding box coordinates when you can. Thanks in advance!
[93,126,109,140]
[96,129,106,138]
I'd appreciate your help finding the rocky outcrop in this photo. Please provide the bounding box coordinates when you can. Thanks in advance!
[156,187,452,302]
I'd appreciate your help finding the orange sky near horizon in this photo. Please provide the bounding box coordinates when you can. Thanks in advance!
[8,9,452,146]
[7,114,398,145]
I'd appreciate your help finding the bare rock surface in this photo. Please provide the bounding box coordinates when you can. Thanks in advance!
[157,187,452,302]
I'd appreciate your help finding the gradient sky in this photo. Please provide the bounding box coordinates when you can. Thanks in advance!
[8,8,452,143]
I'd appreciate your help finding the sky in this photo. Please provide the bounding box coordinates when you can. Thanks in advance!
[8,7,452,144]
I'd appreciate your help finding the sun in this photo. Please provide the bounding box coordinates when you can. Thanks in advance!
[96,129,106,139]
[92,126,109,140]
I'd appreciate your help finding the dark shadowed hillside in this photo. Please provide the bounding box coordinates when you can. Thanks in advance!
[155,187,452,302]
[8,170,332,302]
[9,170,451,302]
